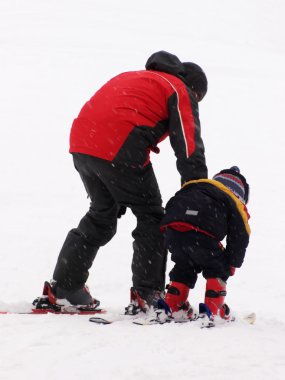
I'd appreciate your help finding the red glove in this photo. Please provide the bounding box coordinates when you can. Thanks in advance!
[230,266,236,276]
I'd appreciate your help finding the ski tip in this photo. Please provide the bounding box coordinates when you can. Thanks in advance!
[244,312,256,324]
[133,319,148,325]
[89,317,112,324]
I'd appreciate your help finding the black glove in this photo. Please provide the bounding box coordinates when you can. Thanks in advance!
[117,206,127,219]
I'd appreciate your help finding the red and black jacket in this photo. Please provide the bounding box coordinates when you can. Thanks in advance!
[70,51,208,183]
[160,179,251,268]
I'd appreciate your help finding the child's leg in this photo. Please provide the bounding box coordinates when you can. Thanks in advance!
[165,281,190,312]
[163,229,200,312]
[204,278,229,318]
[202,250,231,319]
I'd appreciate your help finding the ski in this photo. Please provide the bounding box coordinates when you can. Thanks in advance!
[243,312,256,324]
[0,300,105,315]
[89,307,197,325]
[132,303,256,327]
[89,311,146,325]
[132,314,196,326]
[0,281,105,315]
[200,313,256,328]
[133,312,256,327]
[0,306,105,315]
[89,311,256,326]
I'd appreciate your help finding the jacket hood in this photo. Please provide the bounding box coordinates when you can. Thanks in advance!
[145,51,207,101]
[145,51,185,79]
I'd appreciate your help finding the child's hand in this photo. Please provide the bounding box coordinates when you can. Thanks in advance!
[229,266,236,276]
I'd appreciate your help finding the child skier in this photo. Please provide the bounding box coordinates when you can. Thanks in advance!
[159,166,250,323]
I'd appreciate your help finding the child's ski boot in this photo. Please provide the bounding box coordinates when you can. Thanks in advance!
[199,278,232,327]
[164,281,196,322]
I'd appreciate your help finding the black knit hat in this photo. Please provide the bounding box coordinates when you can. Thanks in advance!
[182,62,208,101]
[213,166,250,204]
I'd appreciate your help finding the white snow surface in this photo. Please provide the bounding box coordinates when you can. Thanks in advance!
[1,1,285,379]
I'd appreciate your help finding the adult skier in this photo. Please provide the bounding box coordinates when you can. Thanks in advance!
[34,50,208,313]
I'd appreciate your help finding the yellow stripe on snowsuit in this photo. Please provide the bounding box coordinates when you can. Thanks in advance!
[182,179,251,236]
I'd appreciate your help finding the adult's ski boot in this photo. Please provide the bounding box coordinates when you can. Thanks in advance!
[125,287,163,315]
[33,281,100,312]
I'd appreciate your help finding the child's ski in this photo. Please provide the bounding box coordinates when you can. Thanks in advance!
[133,312,256,327]
[243,312,256,324]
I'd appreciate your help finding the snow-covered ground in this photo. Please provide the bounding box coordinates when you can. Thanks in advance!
[1,1,285,379]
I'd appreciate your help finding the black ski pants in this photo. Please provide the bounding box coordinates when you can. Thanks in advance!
[53,153,167,298]
[163,229,231,288]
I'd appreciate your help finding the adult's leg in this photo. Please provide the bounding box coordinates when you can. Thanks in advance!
[131,201,166,299]
[53,154,120,290]
[127,165,166,299]
[59,156,167,302]
[77,157,167,301]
